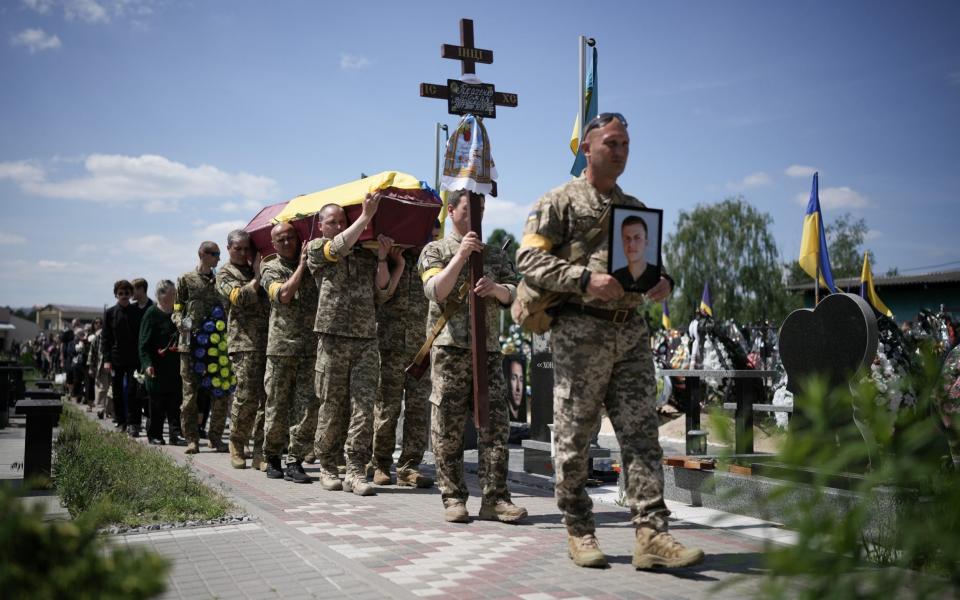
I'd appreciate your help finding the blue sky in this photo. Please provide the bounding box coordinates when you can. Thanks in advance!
[1,0,958,309]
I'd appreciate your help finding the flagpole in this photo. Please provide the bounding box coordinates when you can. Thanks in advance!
[578,35,585,136]
[815,250,821,306]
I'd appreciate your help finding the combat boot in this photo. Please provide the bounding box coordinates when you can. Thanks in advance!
[185,441,200,455]
[372,468,393,486]
[251,450,266,471]
[318,471,343,491]
[478,500,528,523]
[342,474,376,496]
[632,527,704,570]
[265,456,284,479]
[284,461,312,484]
[228,440,246,469]
[567,533,608,568]
[444,502,469,523]
[208,437,228,452]
[397,469,434,488]
[303,452,317,464]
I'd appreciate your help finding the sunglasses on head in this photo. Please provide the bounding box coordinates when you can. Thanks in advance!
[205,250,221,257]
[582,112,628,139]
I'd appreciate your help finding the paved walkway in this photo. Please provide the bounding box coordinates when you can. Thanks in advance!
[4,403,789,599]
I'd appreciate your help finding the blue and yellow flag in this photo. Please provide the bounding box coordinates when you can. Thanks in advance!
[798,172,838,293]
[569,46,598,177]
[699,282,713,317]
[860,252,893,317]
[661,301,671,329]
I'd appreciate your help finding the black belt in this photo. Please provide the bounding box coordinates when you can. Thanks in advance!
[560,303,637,324]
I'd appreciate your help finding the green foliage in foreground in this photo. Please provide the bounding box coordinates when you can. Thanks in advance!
[0,488,169,599]
[54,405,233,527]
[711,349,960,599]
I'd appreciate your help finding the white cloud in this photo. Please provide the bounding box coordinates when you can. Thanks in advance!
[794,186,868,209]
[221,199,263,213]
[864,229,882,241]
[0,154,279,208]
[195,220,246,241]
[0,232,27,245]
[785,164,817,178]
[23,0,158,24]
[726,171,770,191]
[340,53,371,70]
[481,197,532,235]
[144,200,179,213]
[0,161,45,183]
[38,259,68,270]
[10,28,61,53]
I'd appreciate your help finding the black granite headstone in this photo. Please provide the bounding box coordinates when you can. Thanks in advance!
[529,333,554,443]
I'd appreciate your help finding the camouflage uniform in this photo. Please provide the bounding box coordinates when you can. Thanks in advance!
[173,269,227,444]
[373,251,432,475]
[306,235,385,480]
[216,262,270,453]
[261,256,319,464]
[419,230,517,508]
[516,175,670,536]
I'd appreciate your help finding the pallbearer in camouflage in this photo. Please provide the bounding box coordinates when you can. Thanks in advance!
[306,194,394,497]
[216,229,270,469]
[173,241,228,455]
[260,223,319,484]
[372,247,434,488]
[516,113,703,569]
[419,190,527,524]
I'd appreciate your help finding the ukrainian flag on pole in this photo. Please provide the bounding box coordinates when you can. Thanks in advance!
[570,46,598,177]
[798,172,838,293]
[661,300,671,329]
[860,252,893,317]
[699,282,713,317]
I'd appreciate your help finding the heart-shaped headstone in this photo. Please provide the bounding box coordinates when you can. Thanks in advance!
[778,293,878,395]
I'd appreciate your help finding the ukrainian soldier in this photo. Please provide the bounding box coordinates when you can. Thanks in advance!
[371,244,435,489]
[173,241,228,454]
[306,195,392,496]
[516,113,703,569]
[216,229,270,469]
[418,190,527,524]
[260,222,318,483]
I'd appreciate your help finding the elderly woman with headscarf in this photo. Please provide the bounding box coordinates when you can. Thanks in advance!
[139,279,185,445]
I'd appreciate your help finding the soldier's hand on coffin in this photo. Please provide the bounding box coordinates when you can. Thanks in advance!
[362,192,382,218]
[586,272,624,302]
[377,234,395,260]
[455,231,483,261]
[645,277,672,303]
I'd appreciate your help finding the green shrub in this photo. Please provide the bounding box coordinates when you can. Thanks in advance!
[0,488,169,599]
[54,405,233,527]
[712,349,960,599]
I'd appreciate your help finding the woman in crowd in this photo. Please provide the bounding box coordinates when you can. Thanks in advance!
[139,280,185,446]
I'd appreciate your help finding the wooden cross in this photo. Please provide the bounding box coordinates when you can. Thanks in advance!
[419,18,519,117]
[419,18,519,429]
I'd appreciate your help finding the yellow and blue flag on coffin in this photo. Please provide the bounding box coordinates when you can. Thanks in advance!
[798,172,838,293]
[661,300,671,329]
[699,282,713,317]
[569,46,598,177]
[860,252,893,317]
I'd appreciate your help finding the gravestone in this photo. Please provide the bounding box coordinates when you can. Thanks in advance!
[528,332,554,442]
[778,292,878,429]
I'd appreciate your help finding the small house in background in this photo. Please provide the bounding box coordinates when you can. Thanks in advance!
[34,304,103,332]
[0,307,41,353]
[787,270,960,323]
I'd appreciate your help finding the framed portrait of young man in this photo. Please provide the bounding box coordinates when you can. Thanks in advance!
[607,206,664,294]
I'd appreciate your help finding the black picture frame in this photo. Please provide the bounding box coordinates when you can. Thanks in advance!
[606,205,664,294]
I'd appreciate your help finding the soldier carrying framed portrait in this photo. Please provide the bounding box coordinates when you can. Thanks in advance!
[607,205,664,294]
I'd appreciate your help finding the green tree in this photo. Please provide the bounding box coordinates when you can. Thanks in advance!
[486,228,518,264]
[663,197,796,326]
[786,212,874,285]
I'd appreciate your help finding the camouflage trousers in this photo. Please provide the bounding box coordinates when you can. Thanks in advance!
[372,348,431,474]
[314,334,378,478]
[228,351,267,453]
[180,354,228,444]
[429,346,511,508]
[263,354,317,464]
[551,313,669,536]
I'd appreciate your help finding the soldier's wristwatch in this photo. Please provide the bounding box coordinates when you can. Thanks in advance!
[578,268,592,293]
